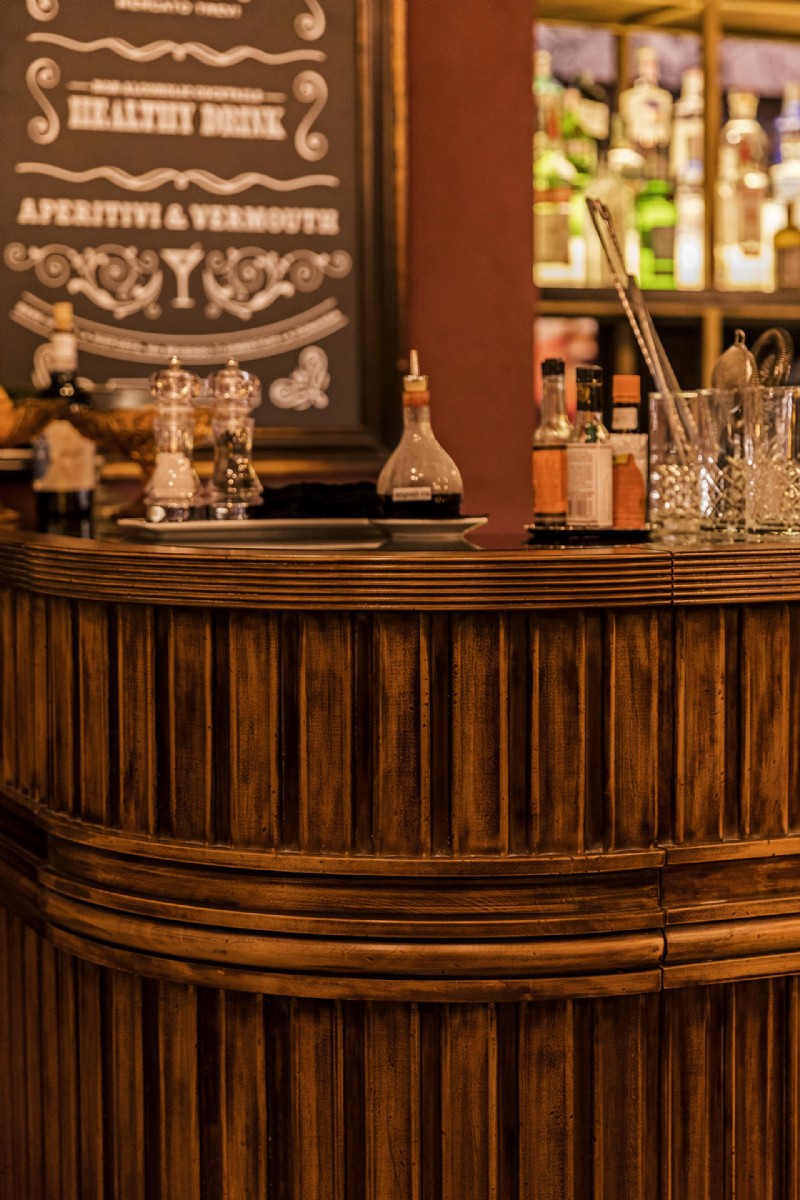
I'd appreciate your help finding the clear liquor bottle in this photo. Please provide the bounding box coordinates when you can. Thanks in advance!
[619,47,673,181]
[532,357,572,527]
[33,302,95,538]
[674,161,705,290]
[771,84,800,207]
[715,92,769,290]
[774,203,800,290]
[670,67,705,187]
[377,351,463,518]
[566,365,613,529]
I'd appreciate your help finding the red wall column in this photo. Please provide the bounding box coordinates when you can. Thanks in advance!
[406,0,535,533]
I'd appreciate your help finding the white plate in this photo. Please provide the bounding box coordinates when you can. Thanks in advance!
[118,517,376,543]
[369,515,488,541]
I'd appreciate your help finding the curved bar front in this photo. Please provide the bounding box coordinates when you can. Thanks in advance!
[2,530,800,1198]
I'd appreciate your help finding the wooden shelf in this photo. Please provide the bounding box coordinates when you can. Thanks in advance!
[537,0,800,40]
[538,287,800,322]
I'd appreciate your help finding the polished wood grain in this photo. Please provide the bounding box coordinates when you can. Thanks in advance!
[4,532,800,1197]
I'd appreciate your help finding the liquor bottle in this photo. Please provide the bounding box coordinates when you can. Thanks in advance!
[32,302,95,537]
[610,375,648,531]
[774,204,800,290]
[771,83,800,207]
[637,178,676,290]
[674,161,705,290]
[533,49,564,144]
[607,113,644,182]
[566,365,613,529]
[532,357,572,527]
[619,47,673,181]
[533,50,583,286]
[670,67,705,187]
[585,154,638,287]
[376,351,463,518]
[715,92,769,290]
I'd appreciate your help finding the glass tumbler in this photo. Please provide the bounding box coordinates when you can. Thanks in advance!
[743,386,800,533]
[649,389,742,536]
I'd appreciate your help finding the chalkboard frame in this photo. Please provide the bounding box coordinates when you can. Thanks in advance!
[250,0,405,476]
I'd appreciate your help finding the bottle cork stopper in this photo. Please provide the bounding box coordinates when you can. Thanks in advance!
[52,302,74,332]
[403,349,430,405]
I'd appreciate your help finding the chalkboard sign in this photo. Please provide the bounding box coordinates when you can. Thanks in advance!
[0,0,399,461]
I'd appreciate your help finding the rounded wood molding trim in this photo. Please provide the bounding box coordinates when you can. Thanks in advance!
[0,530,674,610]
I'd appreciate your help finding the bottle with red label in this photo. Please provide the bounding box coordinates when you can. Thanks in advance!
[532,357,572,528]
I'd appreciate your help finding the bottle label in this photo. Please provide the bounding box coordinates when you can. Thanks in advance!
[778,245,800,289]
[33,420,96,492]
[610,434,649,529]
[611,407,639,433]
[532,446,567,517]
[647,224,675,263]
[392,485,432,502]
[738,188,762,247]
[566,445,613,527]
[534,208,570,264]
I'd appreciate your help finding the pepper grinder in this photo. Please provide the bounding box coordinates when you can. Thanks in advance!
[144,356,203,523]
[206,359,264,520]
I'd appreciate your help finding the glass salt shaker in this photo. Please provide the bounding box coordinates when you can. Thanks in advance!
[206,359,264,520]
[144,356,202,523]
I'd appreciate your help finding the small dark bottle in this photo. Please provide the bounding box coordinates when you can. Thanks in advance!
[377,351,463,518]
[33,302,95,537]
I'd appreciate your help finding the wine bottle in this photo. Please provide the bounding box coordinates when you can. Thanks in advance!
[376,351,463,518]
[32,303,95,537]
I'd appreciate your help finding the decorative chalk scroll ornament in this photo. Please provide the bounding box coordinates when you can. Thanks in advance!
[269,346,330,411]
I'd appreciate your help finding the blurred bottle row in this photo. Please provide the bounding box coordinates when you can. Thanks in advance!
[534,45,800,292]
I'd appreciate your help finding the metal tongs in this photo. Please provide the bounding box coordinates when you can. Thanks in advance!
[585,197,697,461]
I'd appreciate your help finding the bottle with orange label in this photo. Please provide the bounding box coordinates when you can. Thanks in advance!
[610,374,649,532]
[532,357,572,528]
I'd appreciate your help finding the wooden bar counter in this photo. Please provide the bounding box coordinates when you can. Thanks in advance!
[2,528,800,1197]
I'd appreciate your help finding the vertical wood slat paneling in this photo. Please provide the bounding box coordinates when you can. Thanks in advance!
[729,979,785,1200]
[47,597,76,816]
[39,940,63,1200]
[108,972,146,1200]
[364,1004,417,1200]
[374,616,429,856]
[14,592,35,800]
[22,926,44,1200]
[519,1000,577,1200]
[451,617,509,855]
[77,959,105,1200]
[674,608,727,843]
[663,987,725,1200]
[114,605,157,836]
[291,999,343,1200]
[265,997,293,1200]
[605,611,659,850]
[592,995,655,1200]
[530,614,588,855]
[220,612,280,849]
[441,1005,498,1200]
[298,617,353,854]
[0,911,24,1199]
[740,606,790,839]
[31,596,48,805]
[788,978,800,1200]
[56,951,80,1200]
[0,589,16,791]
[156,981,201,1200]
[223,992,268,1200]
[157,609,213,842]
[76,602,110,823]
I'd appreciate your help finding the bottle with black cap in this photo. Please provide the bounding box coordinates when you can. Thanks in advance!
[566,364,613,529]
[532,357,572,528]
[32,302,95,537]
